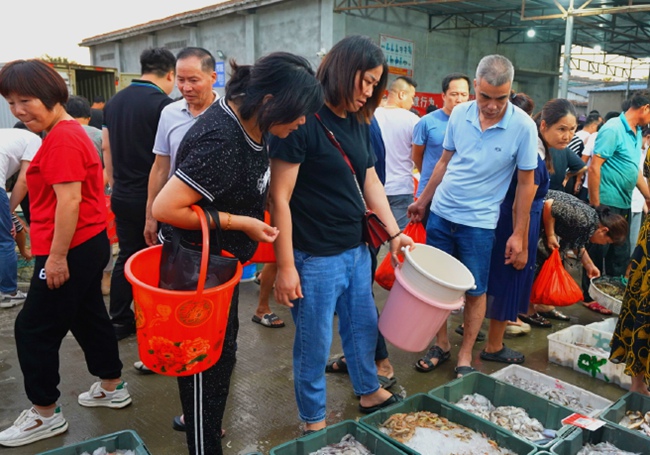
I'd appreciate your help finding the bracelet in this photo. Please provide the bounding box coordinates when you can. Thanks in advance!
[388,230,402,241]
[224,212,232,231]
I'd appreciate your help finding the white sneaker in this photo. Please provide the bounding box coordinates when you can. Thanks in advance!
[0,290,27,308]
[78,380,132,408]
[0,406,68,447]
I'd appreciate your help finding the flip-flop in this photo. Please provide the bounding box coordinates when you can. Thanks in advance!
[415,345,451,373]
[252,312,285,328]
[583,302,613,315]
[377,375,397,390]
[325,355,348,374]
[480,345,525,364]
[358,393,403,414]
[454,325,486,342]
[537,309,571,321]
[518,312,552,328]
[454,365,476,378]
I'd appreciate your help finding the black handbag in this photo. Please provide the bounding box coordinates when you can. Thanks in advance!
[159,206,239,291]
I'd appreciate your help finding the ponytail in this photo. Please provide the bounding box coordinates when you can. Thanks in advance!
[225,60,252,101]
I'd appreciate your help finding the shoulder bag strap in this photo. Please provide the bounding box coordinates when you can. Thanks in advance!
[314,113,368,211]
[203,206,226,255]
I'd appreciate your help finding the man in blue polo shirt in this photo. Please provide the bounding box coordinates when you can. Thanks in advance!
[412,72,470,227]
[408,54,538,378]
[587,90,650,282]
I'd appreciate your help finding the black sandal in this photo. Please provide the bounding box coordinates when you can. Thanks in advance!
[454,324,486,342]
[537,309,570,321]
[415,345,451,373]
[325,355,348,374]
[518,312,552,328]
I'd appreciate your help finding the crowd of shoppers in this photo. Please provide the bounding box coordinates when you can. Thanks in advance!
[1,35,650,454]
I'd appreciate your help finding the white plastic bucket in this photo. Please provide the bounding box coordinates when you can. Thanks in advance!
[401,245,475,303]
[379,268,464,352]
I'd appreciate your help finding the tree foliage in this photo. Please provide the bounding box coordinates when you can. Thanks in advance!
[41,55,79,65]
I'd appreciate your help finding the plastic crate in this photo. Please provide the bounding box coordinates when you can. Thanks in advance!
[490,364,613,417]
[600,391,650,440]
[550,422,649,454]
[547,325,631,389]
[269,420,409,455]
[36,430,150,455]
[427,371,574,449]
[359,393,537,455]
[585,317,617,335]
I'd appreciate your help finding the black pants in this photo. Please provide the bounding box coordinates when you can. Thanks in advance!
[582,206,631,297]
[110,196,147,326]
[15,231,122,406]
[177,287,239,455]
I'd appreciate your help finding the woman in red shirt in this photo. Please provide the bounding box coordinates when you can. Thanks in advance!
[0,60,129,448]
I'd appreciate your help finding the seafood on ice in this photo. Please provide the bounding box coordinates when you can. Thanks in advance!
[455,393,547,441]
[500,373,596,415]
[308,434,374,455]
[618,409,650,437]
[576,441,640,454]
[379,411,516,455]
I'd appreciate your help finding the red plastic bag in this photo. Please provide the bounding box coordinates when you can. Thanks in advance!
[530,248,583,306]
[106,195,118,245]
[374,221,426,290]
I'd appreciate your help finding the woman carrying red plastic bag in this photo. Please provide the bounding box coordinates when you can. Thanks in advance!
[520,190,628,327]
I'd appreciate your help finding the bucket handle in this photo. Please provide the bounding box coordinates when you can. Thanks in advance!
[192,204,210,299]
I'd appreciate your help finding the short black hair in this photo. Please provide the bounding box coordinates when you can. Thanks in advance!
[66,95,92,119]
[426,104,438,114]
[395,76,417,89]
[93,95,105,103]
[140,48,176,77]
[226,52,323,133]
[0,59,68,110]
[176,47,216,73]
[584,112,602,126]
[626,89,650,111]
[441,72,470,94]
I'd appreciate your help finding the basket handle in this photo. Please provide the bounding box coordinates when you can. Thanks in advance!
[191,205,210,299]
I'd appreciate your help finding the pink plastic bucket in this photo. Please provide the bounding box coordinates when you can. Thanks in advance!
[379,267,464,352]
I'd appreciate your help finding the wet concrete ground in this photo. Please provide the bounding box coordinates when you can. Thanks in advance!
[0,256,627,455]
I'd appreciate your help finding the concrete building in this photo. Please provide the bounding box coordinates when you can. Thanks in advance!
[588,82,650,116]
[80,0,560,104]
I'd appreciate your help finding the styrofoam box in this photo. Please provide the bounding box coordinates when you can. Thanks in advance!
[547,325,631,390]
[490,364,613,417]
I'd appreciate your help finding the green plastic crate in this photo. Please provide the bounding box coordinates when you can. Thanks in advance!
[36,430,151,455]
[269,420,409,455]
[551,422,649,454]
[358,393,537,455]
[600,391,650,439]
[427,371,575,449]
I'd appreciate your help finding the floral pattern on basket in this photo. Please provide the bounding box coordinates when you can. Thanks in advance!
[148,336,212,374]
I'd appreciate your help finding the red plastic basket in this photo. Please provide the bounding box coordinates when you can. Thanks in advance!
[125,206,242,376]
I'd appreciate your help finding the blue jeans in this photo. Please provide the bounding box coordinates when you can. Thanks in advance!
[426,212,495,296]
[387,194,413,230]
[0,189,18,294]
[291,245,380,423]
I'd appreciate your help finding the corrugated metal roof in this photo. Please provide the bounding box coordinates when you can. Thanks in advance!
[81,0,281,46]
[81,0,650,60]
[588,82,649,92]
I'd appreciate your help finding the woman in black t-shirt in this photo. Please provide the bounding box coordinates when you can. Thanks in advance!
[269,35,414,434]
[152,53,322,455]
